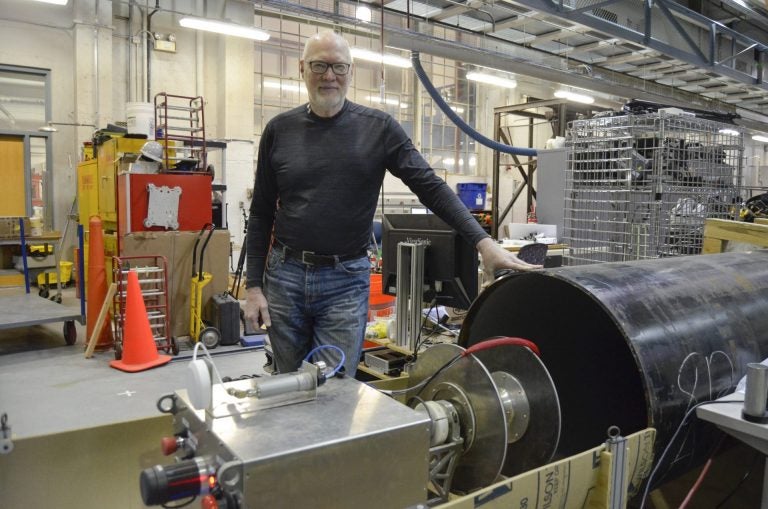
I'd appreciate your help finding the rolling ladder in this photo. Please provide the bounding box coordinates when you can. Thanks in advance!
[154,93,207,172]
[112,255,176,359]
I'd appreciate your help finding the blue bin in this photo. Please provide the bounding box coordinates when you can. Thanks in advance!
[457,183,487,210]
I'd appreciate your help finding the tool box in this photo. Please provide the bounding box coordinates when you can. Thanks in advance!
[204,292,241,346]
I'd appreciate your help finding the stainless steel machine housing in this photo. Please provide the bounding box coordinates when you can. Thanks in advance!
[167,377,430,508]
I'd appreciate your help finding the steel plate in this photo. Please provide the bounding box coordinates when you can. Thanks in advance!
[472,343,561,475]
[407,343,507,493]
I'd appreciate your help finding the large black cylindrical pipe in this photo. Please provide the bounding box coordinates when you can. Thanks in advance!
[459,251,768,477]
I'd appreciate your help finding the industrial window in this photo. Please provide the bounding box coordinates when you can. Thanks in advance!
[0,65,52,225]
[252,17,477,176]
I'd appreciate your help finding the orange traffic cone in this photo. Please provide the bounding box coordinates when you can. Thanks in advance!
[110,270,171,372]
[87,216,113,350]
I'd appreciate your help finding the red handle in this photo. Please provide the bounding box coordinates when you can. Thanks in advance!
[463,336,541,357]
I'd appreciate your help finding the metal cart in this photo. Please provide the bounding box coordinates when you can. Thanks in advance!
[0,220,86,345]
[0,293,83,345]
[111,255,176,359]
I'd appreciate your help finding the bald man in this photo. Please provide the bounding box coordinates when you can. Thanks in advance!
[245,31,537,376]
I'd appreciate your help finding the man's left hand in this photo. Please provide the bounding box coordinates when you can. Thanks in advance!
[476,237,541,284]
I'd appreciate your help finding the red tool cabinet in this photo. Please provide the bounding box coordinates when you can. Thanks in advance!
[117,173,212,237]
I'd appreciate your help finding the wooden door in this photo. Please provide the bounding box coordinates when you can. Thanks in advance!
[0,135,25,216]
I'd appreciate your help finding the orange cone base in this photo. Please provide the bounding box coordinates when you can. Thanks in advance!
[110,354,172,373]
[93,342,114,352]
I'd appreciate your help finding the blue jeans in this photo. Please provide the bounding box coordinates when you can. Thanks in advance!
[264,247,370,376]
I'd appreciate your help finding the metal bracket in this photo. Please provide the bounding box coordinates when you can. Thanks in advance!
[1,413,13,454]
[605,426,628,509]
[395,242,426,352]
[144,183,182,230]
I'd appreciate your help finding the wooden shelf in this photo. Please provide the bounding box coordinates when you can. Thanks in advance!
[0,269,25,287]
[0,231,61,246]
[356,363,408,380]
[364,337,413,356]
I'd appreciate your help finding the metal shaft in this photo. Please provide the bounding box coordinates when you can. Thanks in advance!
[743,363,768,422]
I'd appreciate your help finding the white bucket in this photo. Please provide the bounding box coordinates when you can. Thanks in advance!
[30,216,43,237]
[126,102,155,140]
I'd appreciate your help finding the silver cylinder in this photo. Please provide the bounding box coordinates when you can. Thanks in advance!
[743,363,768,422]
[253,372,316,399]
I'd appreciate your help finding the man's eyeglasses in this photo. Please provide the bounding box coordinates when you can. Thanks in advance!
[308,61,351,76]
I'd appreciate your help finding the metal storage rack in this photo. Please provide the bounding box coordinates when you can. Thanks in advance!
[154,93,206,172]
[563,112,744,265]
[112,255,175,358]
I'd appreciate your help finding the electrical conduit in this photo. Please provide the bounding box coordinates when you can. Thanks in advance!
[410,52,537,157]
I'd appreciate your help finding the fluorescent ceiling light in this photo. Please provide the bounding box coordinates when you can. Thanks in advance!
[554,89,595,104]
[718,128,740,136]
[365,95,408,108]
[355,6,372,22]
[351,48,411,68]
[263,81,306,94]
[179,17,270,41]
[752,135,768,143]
[38,121,96,132]
[466,72,517,89]
[29,0,68,4]
[0,77,45,87]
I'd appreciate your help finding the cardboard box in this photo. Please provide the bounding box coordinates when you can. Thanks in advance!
[0,217,29,239]
[505,223,558,243]
[13,254,56,270]
[122,229,230,338]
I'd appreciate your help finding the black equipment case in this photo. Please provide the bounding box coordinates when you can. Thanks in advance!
[204,293,241,346]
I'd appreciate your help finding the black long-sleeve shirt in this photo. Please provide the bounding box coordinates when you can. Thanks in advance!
[246,100,489,288]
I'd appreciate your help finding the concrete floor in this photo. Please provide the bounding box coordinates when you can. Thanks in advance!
[0,285,267,508]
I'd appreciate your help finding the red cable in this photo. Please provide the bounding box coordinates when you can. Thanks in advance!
[678,457,714,509]
[678,435,725,509]
[463,336,541,357]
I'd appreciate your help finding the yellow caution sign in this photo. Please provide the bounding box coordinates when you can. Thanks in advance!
[440,428,656,509]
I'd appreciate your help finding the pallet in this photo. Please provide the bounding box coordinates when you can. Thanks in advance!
[702,218,768,254]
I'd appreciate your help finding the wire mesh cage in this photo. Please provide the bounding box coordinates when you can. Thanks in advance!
[563,112,743,265]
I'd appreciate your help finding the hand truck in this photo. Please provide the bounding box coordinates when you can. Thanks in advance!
[190,223,221,348]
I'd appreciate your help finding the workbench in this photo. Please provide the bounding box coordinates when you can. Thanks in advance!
[502,242,568,267]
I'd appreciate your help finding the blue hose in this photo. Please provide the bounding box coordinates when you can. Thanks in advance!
[304,344,346,377]
[410,52,537,157]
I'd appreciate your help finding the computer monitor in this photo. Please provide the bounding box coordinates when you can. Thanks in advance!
[381,214,479,310]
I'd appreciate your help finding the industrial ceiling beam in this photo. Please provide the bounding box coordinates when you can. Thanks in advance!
[553,37,620,55]
[484,12,537,32]
[495,0,768,91]
[602,50,658,66]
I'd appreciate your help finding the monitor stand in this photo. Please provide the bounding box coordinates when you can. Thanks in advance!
[395,242,426,353]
